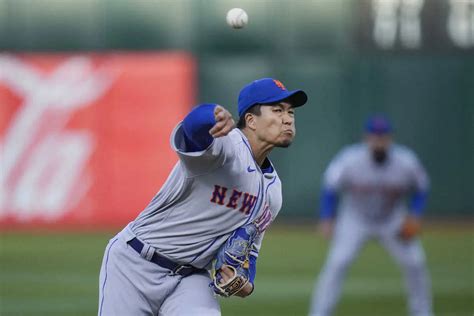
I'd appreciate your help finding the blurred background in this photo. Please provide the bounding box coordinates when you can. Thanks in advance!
[1,0,473,315]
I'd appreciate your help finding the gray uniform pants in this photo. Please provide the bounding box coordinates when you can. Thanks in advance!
[309,211,433,316]
[98,226,220,316]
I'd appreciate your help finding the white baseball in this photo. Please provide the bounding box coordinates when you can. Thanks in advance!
[226,8,248,29]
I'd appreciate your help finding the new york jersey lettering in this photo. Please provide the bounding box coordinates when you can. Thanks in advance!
[239,193,257,215]
[226,189,243,209]
[210,185,257,214]
[210,185,227,205]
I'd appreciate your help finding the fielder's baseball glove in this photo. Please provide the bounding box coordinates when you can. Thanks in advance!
[399,215,421,241]
[210,207,273,297]
[210,223,258,297]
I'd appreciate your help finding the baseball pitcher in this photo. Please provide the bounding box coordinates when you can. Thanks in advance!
[98,78,308,315]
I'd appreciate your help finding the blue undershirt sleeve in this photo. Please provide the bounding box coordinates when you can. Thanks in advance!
[409,190,428,217]
[319,188,338,220]
[182,103,217,152]
[248,254,257,285]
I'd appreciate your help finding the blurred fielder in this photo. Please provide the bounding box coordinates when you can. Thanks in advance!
[98,78,307,315]
[309,115,433,316]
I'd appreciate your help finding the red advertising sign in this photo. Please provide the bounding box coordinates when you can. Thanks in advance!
[0,52,195,229]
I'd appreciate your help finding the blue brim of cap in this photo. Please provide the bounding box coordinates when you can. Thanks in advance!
[261,89,308,107]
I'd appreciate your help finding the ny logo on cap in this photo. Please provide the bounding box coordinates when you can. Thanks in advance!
[273,79,286,91]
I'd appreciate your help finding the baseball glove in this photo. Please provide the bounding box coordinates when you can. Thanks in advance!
[210,207,273,297]
[210,223,258,297]
[399,215,421,241]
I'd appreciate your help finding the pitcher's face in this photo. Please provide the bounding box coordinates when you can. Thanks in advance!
[253,102,296,148]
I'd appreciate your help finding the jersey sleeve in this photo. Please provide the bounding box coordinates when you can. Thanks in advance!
[406,150,430,192]
[323,148,350,191]
[171,123,236,177]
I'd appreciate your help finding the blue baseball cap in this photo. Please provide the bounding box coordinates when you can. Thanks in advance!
[365,114,393,134]
[238,78,308,117]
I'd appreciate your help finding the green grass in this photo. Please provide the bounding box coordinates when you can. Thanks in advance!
[1,224,472,316]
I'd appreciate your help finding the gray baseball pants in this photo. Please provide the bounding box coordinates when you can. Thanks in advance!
[98,225,221,316]
[309,211,433,316]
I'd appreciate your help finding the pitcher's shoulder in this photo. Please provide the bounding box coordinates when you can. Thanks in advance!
[228,128,246,145]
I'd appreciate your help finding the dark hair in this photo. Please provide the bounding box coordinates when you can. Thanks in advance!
[237,104,262,129]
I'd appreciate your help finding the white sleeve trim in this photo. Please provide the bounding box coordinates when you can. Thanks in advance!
[250,250,259,258]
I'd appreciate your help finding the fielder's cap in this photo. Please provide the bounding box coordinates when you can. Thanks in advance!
[365,114,393,134]
[238,78,308,117]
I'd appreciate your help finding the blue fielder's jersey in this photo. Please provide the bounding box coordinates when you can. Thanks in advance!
[324,143,429,220]
[130,123,282,269]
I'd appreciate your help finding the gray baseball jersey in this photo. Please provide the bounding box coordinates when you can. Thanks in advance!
[324,143,429,220]
[130,123,282,268]
[98,123,283,316]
